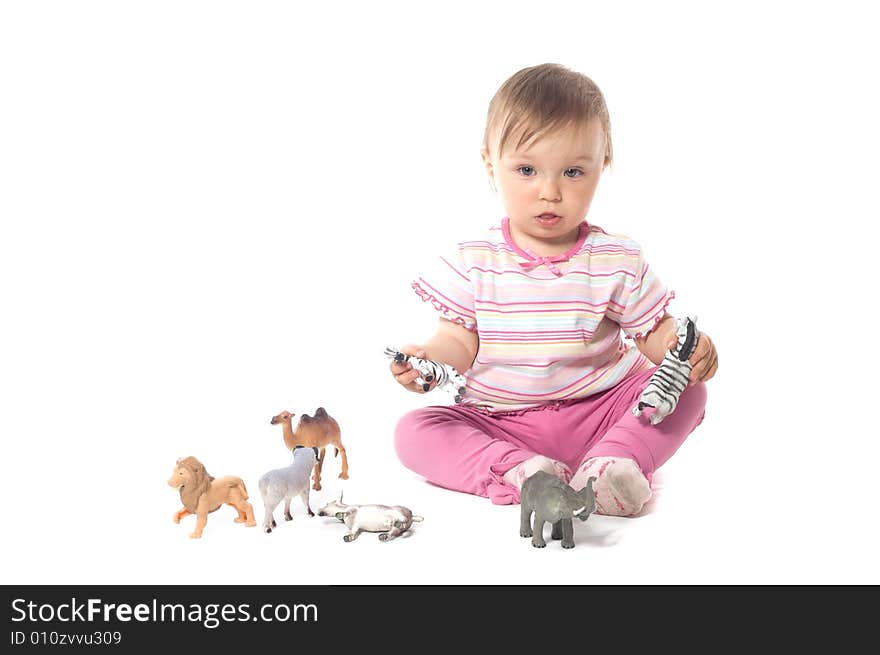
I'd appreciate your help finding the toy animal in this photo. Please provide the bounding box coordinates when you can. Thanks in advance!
[315,490,350,521]
[384,346,467,403]
[167,456,257,539]
[258,446,318,534]
[317,492,423,542]
[270,408,348,491]
[633,316,699,425]
[520,471,596,549]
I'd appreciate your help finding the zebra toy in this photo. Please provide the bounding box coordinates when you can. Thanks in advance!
[632,316,699,425]
[384,346,467,403]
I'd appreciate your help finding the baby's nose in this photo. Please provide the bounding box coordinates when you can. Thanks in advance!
[538,179,561,201]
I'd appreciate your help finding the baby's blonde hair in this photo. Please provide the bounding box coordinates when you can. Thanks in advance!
[483,63,613,167]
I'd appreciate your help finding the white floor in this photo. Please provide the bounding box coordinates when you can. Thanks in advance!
[4,374,877,586]
[3,2,879,587]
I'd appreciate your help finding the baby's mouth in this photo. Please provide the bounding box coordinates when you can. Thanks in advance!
[536,213,562,225]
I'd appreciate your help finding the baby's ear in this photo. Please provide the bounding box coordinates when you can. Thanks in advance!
[480,147,496,188]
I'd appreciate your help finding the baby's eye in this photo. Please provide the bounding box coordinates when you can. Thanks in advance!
[517,166,536,176]
[564,168,584,178]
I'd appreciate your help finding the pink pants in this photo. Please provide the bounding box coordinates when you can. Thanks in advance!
[394,367,707,505]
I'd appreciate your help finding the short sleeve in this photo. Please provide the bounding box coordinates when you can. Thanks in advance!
[411,247,477,331]
[606,245,675,339]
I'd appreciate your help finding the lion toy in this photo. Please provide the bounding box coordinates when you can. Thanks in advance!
[167,456,257,538]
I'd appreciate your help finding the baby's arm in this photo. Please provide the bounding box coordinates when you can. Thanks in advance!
[634,314,678,365]
[390,318,479,394]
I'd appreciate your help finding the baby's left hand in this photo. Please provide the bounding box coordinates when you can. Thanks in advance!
[667,330,718,385]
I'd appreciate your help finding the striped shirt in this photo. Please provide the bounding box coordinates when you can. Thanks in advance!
[412,218,674,413]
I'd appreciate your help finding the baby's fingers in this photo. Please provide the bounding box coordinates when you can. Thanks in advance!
[395,366,422,387]
[390,359,412,375]
[689,349,718,384]
[388,344,426,375]
[394,367,437,393]
[389,344,435,393]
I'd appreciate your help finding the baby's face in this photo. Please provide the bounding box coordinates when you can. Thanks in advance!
[483,119,605,254]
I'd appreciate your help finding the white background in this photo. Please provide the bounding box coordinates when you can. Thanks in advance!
[1,1,878,585]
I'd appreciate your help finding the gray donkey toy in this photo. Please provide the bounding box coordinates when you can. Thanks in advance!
[520,471,597,549]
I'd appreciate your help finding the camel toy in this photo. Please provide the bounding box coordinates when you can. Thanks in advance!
[167,456,257,538]
[270,408,349,491]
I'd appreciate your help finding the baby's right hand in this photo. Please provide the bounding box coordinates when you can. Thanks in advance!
[390,344,434,394]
